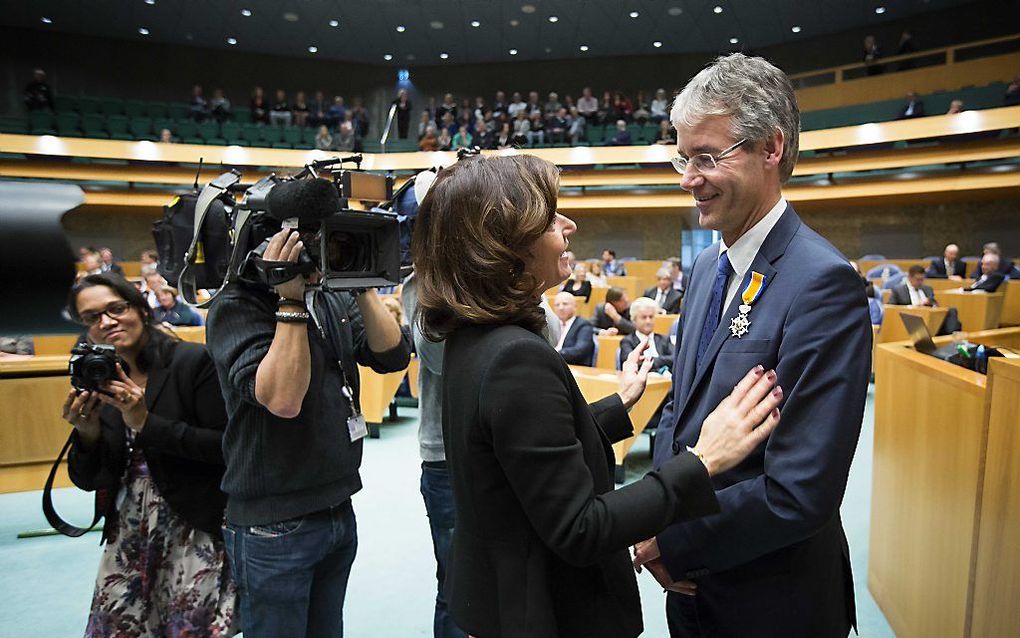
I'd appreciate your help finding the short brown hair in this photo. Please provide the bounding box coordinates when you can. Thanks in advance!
[907,265,925,277]
[605,286,626,304]
[412,155,559,340]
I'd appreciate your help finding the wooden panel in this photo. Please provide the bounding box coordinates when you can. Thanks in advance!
[1000,280,1020,327]
[407,356,419,400]
[356,365,406,425]
[971,358,1020,638]
[858,259,929,275]
[654,314,679,336]
[879,306,948,344]
[0,462,73,494]
[595,335,623,370]
[940,291,1005,332]
[929,279,975,293]
[32,334,80,356]
[0,375,75,467]
[607,276,641,301]
[869,342,988,638]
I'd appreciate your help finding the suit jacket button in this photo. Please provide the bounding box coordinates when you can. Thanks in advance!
[671,441,681,455]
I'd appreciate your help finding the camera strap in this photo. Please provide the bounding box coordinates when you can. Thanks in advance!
[179,171,244,308]
[42,432,109,538]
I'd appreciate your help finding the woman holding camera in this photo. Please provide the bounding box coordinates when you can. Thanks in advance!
[412,155,782,638]
[62,273,236,637]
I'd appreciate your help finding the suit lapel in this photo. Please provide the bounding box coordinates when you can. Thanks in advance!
[144,342,174,409]
[674,256,714,411]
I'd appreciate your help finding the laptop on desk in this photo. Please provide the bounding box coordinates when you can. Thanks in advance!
[900,313,960,361]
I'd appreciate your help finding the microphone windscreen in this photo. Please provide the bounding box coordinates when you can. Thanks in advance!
[266,178,340,222]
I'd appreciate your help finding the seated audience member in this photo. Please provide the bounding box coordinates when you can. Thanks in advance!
[605,119,632,146]
[308,90,328,127]
[292,91,309,128]
[210,88,232,122]
[527,111,546,146]
[888,265,935,306]
[643,268,682,314]
[546,108,568,144]
[334,121,357,152]
[667,257,685,292]
[99,247,124,276]
[898,91,925,119]
[965,252,1007,292]
[24,68,53,111]
[437,127,453,151]
[650,88,669,123]
[632,90,651,124]
[851,261,884,325]
[474,120,495,149]
[567,106,586,145]
[969,242,1012,278]
[512,111,530,146]
[0,335,34,357]
[435,93,458,125]
[506,91,527,119]
[552,292,595,365]
[863,35,883,75]
[350,97,370,138]
[154,286,203,326]
[158,128,175,144]
[440,111,458,136]
[81,253,103,278]
[314,125,333,150]
[417,110,435,140]
[189,84,209,121]
[591,286,634,335]
[562,265,593,302]
[1005,75,1020,106]
[619,297,674,372]
[926,243,966,279]
[419,129,441,151]
[452,124,473,150]
[601,248,627,276]
[588,261,608,287]
[946,99,964,114]
[250,86,269,124]
[139,250,159,275]
[577,87,599,122]
[270,89,292,126]
[495,122,514,149]
[544,92,562,116]
[612,91,634,122]
[64,274,235,636]
[525,91,542,117]
[654,119,676,145]
[491,90,507,118]
[141,271,167,309]
[79,246,98,261]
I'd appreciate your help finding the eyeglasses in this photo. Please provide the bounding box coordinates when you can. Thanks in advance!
[78,301,133,326]
[671,138,747,175]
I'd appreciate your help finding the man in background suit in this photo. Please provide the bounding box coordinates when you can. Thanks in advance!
[668,257,686,293]
[619,297,674,372]
[643,269,683,314]
[634,53,870,637]
[602,248,627,276]
[965,253,1007,292]
[552,292,595,365]
[888,265,936,306]
[898,90,925,119]
[591,287,635,335]
[969,242,1017,279]
[926,243,966,279]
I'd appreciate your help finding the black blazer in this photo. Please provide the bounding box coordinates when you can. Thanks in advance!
[442,324,719,638]
[68,339,227,540]
[888,283,936,306]
[591,305,634,335]
[558,316,595,365]
[561,278,592,302]
[970,257,1015,279]
[926,258,966,279]
[619,332,674,371]
[967,272,1006,293]
[642,285,682,314]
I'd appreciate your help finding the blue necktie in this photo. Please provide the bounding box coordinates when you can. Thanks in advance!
[696,251,732,368]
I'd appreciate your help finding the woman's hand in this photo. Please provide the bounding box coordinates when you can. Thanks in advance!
[617,339,655,410]
[97,364,148,432]
[692,365,782,476]
[61,388,101,446]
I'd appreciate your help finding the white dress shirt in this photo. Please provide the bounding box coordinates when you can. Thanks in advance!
[654,287,670,309]
[719,198,787,309]
[555,316,576,351]
[636,331,659,358]
[906,283,927,306]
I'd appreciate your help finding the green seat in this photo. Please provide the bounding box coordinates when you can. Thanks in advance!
[151,118,173,136]
[175,119,201,143]
[239,124,262,145]
[0,116,29,134]
[282,126,302,146]
[55,112,82,137]
[129,117,153,140]
[221,122,243,144]
[302,127,318,146]
[100,98,124,116]
[198,120,225,144]
[168,102,190,120]
[81,113,109,138]
[259,126,283,145]
[272,142,292,149]
[146,102,169,118]
[123,100,147,117]
[107,115,133,140]
[77,97,100,114]
[53,95,79,113]
[586,125,605,144]
[29,111,56,135]
[233,106,251,122]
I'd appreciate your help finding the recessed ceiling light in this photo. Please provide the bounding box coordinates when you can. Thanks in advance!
[509,48,518,55]
[329,19,339,27]
[41,16,53,24]
[667,6,683,16]
[226,37,237,45]
[470,20,481,27]
[579,45,589,52]
[791,25,802,33]
[730,37,739,44]
[629,11,640,18]
[283,12,299,22]
[430,20,444,30]
[384,54,393,61]
[241,8,252,17]
[407,54,416,61]
[439,52,449,60]
[138,27,150,35]
[521,4,536,14]
[548,16,559,22]
[714,6,723,14]
[545,47,552,53]
[396,25,406,32]
[145,0,155,4]
[875,6,886,14]
[308,45,318,53]
[653,41,663,48]
[510,19,520,27]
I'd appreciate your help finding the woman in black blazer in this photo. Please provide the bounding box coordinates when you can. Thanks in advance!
[561,264,593,302]
[63,274,236,637]
[412,155,781,638]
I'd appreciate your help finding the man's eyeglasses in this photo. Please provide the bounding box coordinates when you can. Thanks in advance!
[671,138,747,175]
[78,301,133,326]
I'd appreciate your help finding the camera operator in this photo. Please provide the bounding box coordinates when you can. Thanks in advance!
[62,273,236,636]
[206,228,410,638]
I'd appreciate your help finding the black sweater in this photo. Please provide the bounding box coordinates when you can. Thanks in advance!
[206,284,411,526]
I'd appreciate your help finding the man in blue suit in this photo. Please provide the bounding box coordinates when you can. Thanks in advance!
[552,291,595,365]
[633,53,871,637]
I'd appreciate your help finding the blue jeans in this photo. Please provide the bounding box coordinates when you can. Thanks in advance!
[223,500,358,638]
[421,462,467,638]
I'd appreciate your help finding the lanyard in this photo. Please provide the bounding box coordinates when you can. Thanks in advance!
[304,289,361,417]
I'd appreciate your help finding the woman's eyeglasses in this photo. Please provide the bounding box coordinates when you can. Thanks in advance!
[78,301,133,326]
[671,138,747,175]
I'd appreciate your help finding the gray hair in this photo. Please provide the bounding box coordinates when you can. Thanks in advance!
[629,297,659,315]
[670,53,800,182]
[655,268,672,279]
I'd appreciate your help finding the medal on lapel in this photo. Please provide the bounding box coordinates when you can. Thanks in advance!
[730,271,768,338]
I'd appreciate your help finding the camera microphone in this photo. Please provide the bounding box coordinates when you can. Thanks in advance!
[266,178,340,223]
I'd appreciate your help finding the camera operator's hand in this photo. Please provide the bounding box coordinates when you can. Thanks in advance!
[96,363,148,432]
[265,229,306,302]
[61,388,101,447]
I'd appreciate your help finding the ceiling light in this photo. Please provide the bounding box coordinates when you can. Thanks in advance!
[667,6,683,16]
[308,46,318,53]
[629,11,640,18]
[138,27,150,35]
[439,52,449,60]
[875,6,886,14]
[653,41,663,48]
[283,12,299,22]
[791,25,802,33]
[41,16,53,24]
[470,20,481,27]
[548,16,559,22]
[510,19,520,26]
[396,25,406,32]
[384,54,393,60]
[521,4,536,14]
[145,0,155,4]
[407,54,416,60]
[545,47,552,53]
[241,8,252,17]
[509,48,518,55]
[430,20,444,30]
[329,19,339,27]
[729,37,738,44]
[714,6,723,13]
[579,45,589,52]
[226,37,237,45]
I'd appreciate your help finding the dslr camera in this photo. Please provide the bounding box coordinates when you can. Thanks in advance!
[68,343,129,392]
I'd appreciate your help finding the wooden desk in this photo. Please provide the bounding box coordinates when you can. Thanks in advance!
[569,366,672,482]
[928,278,974,293]
[595,335,624,370]
[1000,279,1020,326]
[869,327,1020,638]
[880,288,891,304]
[654,314,679,336]
[357,365,408,437]
[878,306,947,344]
[406,356,420,400]
[858,259,928,276]
[940,290,1005,331]
[607,276,642,301]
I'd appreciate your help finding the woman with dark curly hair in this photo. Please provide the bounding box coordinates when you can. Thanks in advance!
[411,155,782,638]
[62,273,236,637]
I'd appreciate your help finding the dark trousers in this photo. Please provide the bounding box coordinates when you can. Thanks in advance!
[421,461,467,638]
[224,500,358,638]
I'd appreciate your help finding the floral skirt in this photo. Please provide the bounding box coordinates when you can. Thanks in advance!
[85,467,237,637]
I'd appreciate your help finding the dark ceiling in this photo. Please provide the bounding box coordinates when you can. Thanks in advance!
[2,0,978,66]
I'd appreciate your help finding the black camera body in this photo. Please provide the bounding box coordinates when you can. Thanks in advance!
[68,343,129,392]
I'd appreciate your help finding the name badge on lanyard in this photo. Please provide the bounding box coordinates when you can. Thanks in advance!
[307,290,369,442]
[729,271,768,339]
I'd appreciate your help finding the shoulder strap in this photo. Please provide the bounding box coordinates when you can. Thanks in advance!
[178,171,241,308]
[41,433,108,538]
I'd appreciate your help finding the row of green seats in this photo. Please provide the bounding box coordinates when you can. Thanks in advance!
[48,95,254,123]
